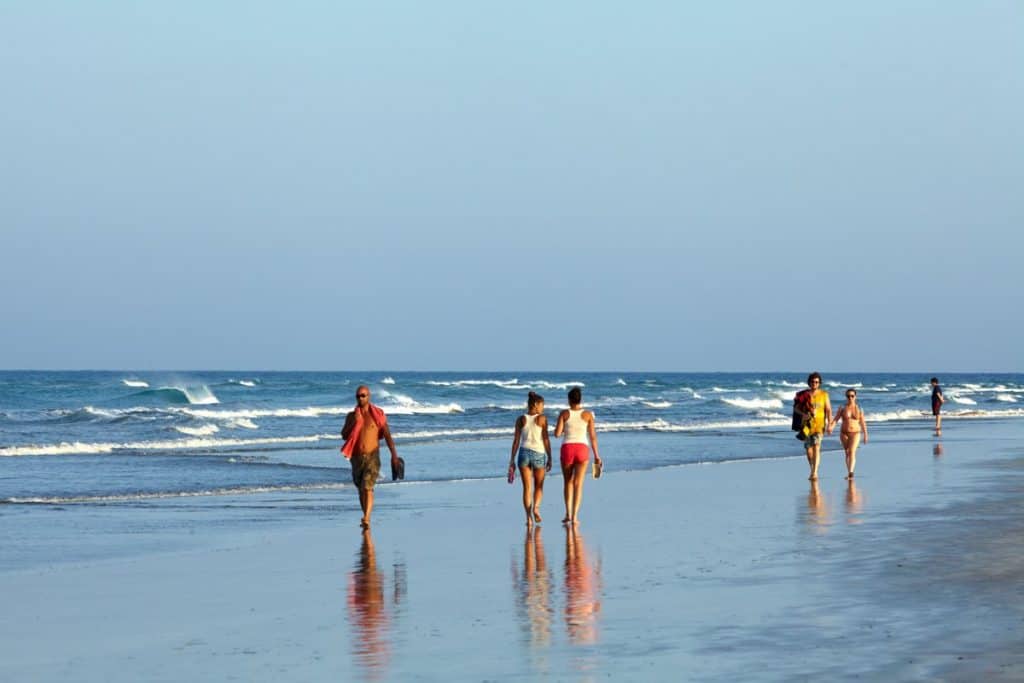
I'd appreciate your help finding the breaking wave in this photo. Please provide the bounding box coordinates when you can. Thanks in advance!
[721,397,784,410]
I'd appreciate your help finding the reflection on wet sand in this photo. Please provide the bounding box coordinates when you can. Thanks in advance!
[934,443,944,458]
[347,530,405,681]
[802,480,830,532]
[564,527,601,646]
[511,527,553,651]
[844,479,864,523]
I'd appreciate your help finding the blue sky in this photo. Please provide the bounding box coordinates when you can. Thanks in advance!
[2,2,1021,371]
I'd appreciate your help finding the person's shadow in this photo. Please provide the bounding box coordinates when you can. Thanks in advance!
[801,479,830,533]
[844,479,864,523]
[511,527,553,650]
[563,527,602,646]
[346,530,405,680]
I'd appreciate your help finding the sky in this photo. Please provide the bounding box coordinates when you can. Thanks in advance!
[2,2,1021,372]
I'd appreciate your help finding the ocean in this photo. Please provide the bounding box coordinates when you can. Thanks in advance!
[2,371,1022,507]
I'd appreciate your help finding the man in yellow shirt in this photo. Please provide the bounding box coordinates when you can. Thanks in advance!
[804,372,832,480]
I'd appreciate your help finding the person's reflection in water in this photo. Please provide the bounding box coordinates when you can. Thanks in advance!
[347,529,403,680]
[933,443,944,458]
[802,479,830,533]
[511,527,553,652]
[844,478,864,523]
[564,526,601,646]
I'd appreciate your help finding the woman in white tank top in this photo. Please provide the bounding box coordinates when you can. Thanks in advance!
[508,391,552,527]
[554,386,603,525]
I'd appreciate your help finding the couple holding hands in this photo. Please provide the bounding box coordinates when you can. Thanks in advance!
[508,387,603,528]
[801,372,869,481]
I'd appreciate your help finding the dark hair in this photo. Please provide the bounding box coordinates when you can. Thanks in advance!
[567,386,582,405]
[930,377,939,384]
[527,391,544,410]
[807,372,822,386]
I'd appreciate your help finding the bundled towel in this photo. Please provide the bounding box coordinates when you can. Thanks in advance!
[340,404,388,459]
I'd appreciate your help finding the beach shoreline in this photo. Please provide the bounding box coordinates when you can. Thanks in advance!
[2,419,1023,681]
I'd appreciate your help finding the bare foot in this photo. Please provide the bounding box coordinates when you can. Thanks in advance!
[571,517,579,526]
[846,472,854,479]
[526,518,534,528]
[808,475,818,481]
[534,512,542,524]
[561,516,570,524]
[360,519,369,529]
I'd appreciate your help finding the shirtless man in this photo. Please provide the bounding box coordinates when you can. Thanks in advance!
[341,386,400,529]
[803,372,832,481]
[830,387,868,479]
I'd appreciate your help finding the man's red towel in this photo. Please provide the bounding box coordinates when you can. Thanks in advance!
[341,404,388,459]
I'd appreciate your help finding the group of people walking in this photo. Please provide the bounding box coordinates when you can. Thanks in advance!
[341,376,946,528]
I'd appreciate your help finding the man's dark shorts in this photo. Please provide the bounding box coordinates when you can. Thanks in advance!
[351,449,381,490]
[932,403,942,417]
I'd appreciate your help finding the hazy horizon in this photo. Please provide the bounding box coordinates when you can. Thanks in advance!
[3,3,1020,372]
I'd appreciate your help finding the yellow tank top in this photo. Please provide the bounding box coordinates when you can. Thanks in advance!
[809,390,828,433]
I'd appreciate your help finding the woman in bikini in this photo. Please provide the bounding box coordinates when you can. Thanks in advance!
[508,391,552,527]
[830,388,868,479]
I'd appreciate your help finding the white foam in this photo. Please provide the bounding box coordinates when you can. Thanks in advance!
[950,395,977,406]
[183,406,346,420]
[599,417,789,433]
[712,387,745,393]
[425,379,520,388]
[228,418,259,429]
[121,379,149,388]
[0,434,336,457]
[996,394,1018,403]
[396,427,510,440]
[175,424,220,436]
[181,385,220,405]
[381,376,396,385]
[238,380,256,388]
[721,397,784,410]
[616,378,627,386]
[530,380,586,390]
[2,482,347,505]
[643,401,673,409]
[388,402,465,415]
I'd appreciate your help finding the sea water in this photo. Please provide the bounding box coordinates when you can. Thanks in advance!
[2,371,1022,506]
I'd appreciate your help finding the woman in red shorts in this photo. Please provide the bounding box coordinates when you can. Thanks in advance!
[554,386,603,525]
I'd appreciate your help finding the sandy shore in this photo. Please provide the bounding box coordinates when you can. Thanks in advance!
[2,420,1023,681]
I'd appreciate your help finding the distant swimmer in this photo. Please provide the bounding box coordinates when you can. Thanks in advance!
[554,387,602,525]
[801,372,832,481]
[830,387,867,479]
[508,391,553,527]
[930,377,945,436]
[340,386,402,529]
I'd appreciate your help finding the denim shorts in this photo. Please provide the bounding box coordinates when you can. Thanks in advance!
[517,447,547,469]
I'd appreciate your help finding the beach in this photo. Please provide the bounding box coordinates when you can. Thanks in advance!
[3,416,1023,681]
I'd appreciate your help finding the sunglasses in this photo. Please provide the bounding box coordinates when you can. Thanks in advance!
[356,393,368,398]
[846,393,856,398]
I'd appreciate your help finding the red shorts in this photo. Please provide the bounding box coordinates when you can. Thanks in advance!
[560,443,589,468]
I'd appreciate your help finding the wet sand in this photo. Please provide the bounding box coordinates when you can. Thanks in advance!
[2,420,1023,681]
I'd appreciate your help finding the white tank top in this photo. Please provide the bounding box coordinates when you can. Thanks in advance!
[521,414,545,452]
[563,409,590,445]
